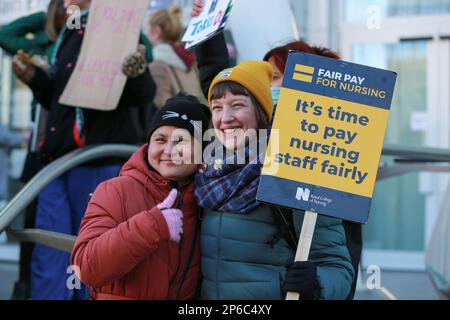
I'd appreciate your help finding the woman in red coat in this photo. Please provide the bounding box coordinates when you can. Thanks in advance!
[71,94,211,300]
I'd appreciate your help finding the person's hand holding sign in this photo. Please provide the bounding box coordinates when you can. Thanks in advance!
[284,260,319,300]
[191,0,205,17]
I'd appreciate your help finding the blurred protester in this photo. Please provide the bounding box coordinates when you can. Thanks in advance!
[0,0,66,300]
[0,0,65,59]
[147,6,204,109]
[12,0,156,300]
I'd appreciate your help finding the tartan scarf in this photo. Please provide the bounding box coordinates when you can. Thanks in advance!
[194,142,264,214]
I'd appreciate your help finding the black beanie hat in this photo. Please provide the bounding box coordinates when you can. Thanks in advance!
[148,93,211,142]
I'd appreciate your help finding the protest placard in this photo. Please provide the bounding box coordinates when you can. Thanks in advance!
[257,52,397,224]
[59,0,149,111]
[257,52,396,300]
[182,0,233,50]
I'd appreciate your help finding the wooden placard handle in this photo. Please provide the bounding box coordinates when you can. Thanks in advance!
[286,211,318,300]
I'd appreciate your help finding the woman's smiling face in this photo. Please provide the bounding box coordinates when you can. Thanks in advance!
[148,126,200,182]
[211,90,259,151]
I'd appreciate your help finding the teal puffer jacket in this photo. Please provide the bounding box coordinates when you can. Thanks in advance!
[200,205,354,300]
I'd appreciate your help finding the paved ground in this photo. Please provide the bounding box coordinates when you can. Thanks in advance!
[355,270,443,300]
[0,261,445,300]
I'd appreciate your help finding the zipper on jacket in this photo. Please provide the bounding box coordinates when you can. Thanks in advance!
[168,182,184,298]
[169,237,183,293]
[274,206,298,248]
[175,215,199,299]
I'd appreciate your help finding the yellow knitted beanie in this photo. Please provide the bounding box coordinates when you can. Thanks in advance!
[208,61,274,120]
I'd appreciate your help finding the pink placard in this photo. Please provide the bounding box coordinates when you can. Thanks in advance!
[59,0,149,110]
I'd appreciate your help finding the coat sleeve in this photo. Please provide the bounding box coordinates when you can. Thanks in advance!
[0,12,48,56]
[71,181,171,288]
[140,33,153,63]
[28,66,54,110]
[149,62,173,109]
[194,32,230,98]
[293,211,355,300]
[118,67,156,108]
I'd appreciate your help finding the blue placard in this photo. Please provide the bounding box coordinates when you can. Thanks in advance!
[257,52,397,224]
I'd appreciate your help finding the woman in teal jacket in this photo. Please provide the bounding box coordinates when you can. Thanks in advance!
[194,61,354,300]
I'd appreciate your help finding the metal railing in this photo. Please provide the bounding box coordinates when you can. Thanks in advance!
[378,144,450,180]
[1,143,450,253]
[0,144,139,252]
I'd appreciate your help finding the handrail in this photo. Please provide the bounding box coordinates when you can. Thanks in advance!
[377,163,450,180]
[0,144,138,233]
[1,143,450,253]
[382,143,450,162]
[7,229,76,253]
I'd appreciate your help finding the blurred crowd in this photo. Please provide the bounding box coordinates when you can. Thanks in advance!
[0,0,361,301]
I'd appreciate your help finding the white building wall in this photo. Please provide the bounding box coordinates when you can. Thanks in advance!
[227,0,297,61]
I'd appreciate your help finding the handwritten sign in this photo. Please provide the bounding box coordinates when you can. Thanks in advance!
[257,52,397,223]
[59,0,149,111]
[182,0,232,49]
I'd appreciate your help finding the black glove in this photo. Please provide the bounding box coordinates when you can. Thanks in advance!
[283,260,320,300]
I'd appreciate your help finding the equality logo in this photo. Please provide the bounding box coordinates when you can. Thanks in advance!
[292,64,315,83]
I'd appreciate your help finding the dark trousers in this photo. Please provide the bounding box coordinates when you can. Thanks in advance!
[30,165,120,300]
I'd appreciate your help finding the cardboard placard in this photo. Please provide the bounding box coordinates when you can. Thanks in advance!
[59,0,149,111]
[257,52,397,224]
[182,0,233,50]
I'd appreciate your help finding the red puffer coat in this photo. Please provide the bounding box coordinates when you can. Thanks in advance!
[71,145,200,300]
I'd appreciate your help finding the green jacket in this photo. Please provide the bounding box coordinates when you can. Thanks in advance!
[0,11,153,62]
[201,205,354,300]
[0,12,56,120]
[0,11,54,59]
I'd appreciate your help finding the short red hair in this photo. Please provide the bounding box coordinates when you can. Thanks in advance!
[263,40,340,73]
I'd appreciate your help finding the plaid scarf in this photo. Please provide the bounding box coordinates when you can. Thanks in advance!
[194,142,264,214]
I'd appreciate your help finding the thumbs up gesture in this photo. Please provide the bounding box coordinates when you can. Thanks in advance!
[158,189,183,242]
